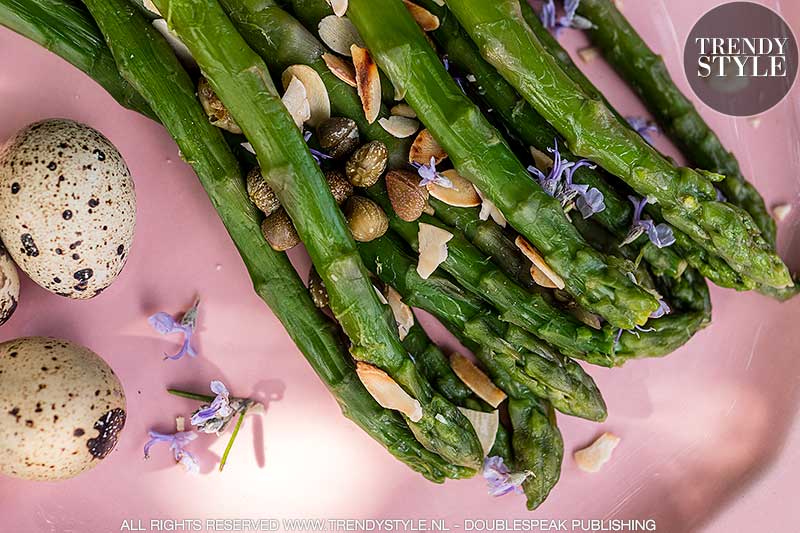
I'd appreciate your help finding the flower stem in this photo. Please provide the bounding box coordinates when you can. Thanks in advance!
[167,388,215,402]
[219,405,249,472]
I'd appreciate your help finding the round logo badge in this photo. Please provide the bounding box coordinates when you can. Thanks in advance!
[683,2,798,116]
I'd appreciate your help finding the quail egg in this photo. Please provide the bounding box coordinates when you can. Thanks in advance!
[0,240,19,325]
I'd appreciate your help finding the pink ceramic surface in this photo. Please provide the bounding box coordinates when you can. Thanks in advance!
[0,1,798,532]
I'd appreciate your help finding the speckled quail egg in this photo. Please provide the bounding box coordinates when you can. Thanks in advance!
[0,240,19,325]
[0,119,136,299]
[0,337,126,481]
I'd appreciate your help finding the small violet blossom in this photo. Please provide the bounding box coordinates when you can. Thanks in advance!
[191,380,236,434]
[143,430,199,474]
[148,299,200,360]
[626,116,659,145]
[527,140,605,218]
[483,456,532,497]
[540,0,594,36]
[650,297,671,319]
[621,196,676,248]
[303,131,333,165]
[413,157,453,189]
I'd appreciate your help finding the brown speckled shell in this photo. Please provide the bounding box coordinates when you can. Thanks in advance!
[0,241,20,325]
[0,119,136,299]
[0,337,126,480]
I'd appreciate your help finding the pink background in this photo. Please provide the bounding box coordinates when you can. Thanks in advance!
[1,1,799,531]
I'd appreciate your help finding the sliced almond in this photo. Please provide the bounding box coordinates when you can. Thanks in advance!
[385,286,414,340]
[773,203,792,221]
[577,46,600,64]
[281,65,331,127]
[458,407,499,456]
[391,103,417,118]
[409,129,447,166]
[142,0,160,15]
[432,0,444,5]
[402,0,440,31]
[351,44,381,124]
[449,353,507,408]
[326,0,348,17]
[427,169,480,208]
[570,307,603,330]
[417,222,453,279]
[378,115,420,138]
[515,236,565,290]
[529,146,553,172]
[574,432,621,473]
[373,285,389,305]
[356,362,423,422]
[475,187,507,227]
[175,416,185,432]
[281,76,311,129]
[322,53,357,87]
[318,15,364,56]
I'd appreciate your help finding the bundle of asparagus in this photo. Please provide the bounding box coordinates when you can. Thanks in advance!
[0,0,789,510]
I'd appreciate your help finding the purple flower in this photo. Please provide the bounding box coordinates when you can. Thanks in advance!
[715,187,727,202]
[527,140,605,218]
[143,430,199,474]
[303,131,333,165]
[148,299,200,360]
[650,297,671,319]
[483,456,532,497]
[621,196,675,248]
[413,157,453,188]
[626,116,659,145]
[190,381,235,433]
[540,0,594,35]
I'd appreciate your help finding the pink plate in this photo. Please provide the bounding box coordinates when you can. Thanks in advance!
[0,1,798,531]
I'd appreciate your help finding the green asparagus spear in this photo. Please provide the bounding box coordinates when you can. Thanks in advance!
[69,0,465,481]
[575,0,776,246]
[0,0,155,119]
[445,0,790,290]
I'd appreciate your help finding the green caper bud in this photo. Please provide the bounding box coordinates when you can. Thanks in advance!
[307,266,329,308]
[344,196,389,242]
[325,169,354,205]
[345,141,388,188]
[261,208,300,251]
[247,167,281,216]
[317,117,360,159]
[197,77,242,134]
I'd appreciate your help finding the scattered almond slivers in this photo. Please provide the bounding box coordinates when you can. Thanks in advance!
[449,352,507,408]
[529,146,553,172]
[458,407,499,456]
[142,0,160,15]
[318,15,365,56]
[281,65,330,127]
[281,76,311,129]
[577,46,600,63]
[326,0,348,17]
[391,103,417,119]
[475,187,507,228]
[402,0,440,31]
[351,45,381,124]
[417,222,453,279]
[356,362,423,422]
[515,236,565,290]
[410,129,447,166]
[378,116,420,138]
[385,286,414,340]
[428,169,481,207]
[773,203,792,221]
[322,53,357,87]
[574,432,620,473]
[175,416,185,432]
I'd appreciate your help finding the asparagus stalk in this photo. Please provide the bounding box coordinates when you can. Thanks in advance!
[68,0,465,481]
[0,0,155,119]
[445,0,790,290]
[575,0,777,246]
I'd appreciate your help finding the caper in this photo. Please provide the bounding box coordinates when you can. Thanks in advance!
[261,208,300,251]
[317,117,360,159]
[325,169,354,205]
[345,141,388,187]
[386,169,429,222]
[307,266,329,308]
[344,196,389,242]
[197,77,242,134]
[247,167,281,216]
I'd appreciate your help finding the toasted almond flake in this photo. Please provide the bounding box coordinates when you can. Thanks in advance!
[241,142,256,155]
[578,46,600,63]
[385,286,415,340]
[281,76,311,129]
[475,187,507,227]
[373,285,389,305]
[529,146,553,172]
[531,266,558,289]
[515,236,565,290]
[571,307,603,330]
[351,45,381,124]
[152,19,196,68]
[142,0,160,15]
[458,408,499,456]
[428,169,481,207]
[574,432,621,473]
[322,53,357,87]
[402,0,440,31]
[450,353,507,408]
[749,116,762,129]
[175,416,185,432]
[326,0,348,17]
[318,15,364,56]
[417,222,453,279]
[378,116,420,138]
[432,0,444,5]
[356,362,423,421]
[773,203,792,221]
[410,129,448,166]
[391,103,417,118]
[281,65,331,127]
